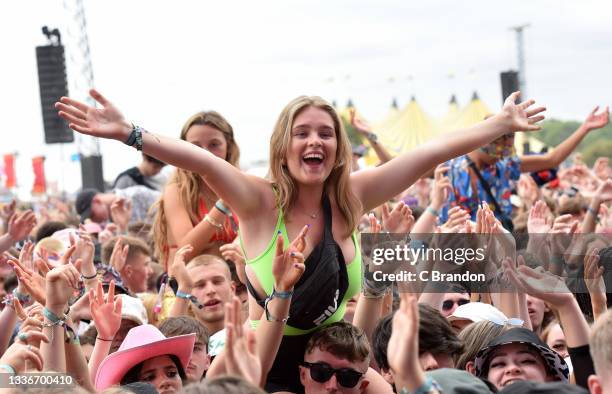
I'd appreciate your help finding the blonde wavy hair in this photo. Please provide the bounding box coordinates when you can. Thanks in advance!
[269,96,361,237]
[151,111,240,263]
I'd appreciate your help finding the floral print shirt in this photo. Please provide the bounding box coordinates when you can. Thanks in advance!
[440,155,521,223]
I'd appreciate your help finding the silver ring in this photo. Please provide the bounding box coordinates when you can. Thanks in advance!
[27,344,32,351]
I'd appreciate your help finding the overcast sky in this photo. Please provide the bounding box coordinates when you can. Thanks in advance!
[2,0,611,198]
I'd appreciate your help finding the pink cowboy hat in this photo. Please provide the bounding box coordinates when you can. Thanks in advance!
[95,324,195,390]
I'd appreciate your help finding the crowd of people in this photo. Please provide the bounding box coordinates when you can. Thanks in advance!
[0,88,610,394]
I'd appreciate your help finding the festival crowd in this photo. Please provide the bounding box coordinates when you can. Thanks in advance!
[0,88,610,394]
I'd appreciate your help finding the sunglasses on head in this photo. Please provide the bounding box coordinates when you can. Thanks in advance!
[301,361,364,388]
[442,299,470,311]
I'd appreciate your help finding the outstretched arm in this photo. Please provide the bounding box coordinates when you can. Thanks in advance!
[55,89,266,220]
[520,106,609,173]
[352,92,546,212]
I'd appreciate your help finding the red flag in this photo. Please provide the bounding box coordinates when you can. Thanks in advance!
[32,156,46,194]
[3,154,16,188]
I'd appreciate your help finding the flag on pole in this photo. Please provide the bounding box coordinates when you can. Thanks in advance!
[3,154,16,188]
[32,156,46,194]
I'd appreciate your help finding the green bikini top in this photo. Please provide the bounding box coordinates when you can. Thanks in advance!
[240,200,362,336]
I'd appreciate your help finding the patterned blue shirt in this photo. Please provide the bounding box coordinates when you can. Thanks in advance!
[440,155,521,223]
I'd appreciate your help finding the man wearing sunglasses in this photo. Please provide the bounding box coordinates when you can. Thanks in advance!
[440,291,470,317]
[299,322,371,393]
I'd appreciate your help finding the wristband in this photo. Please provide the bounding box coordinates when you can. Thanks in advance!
[215,201,231,216]
[12,288,31,304]
[264,296,289,323]
[176,291,204,309]
[586,206,601,223]
[124,124,145,151]
[96,337,113,342]
[366,132,378,142]
[43,307,67,326]
[0,364,16,375]
[426,206,440,218]
[204,214,224,230]
[81,272,98,280]
[271,288,293,299]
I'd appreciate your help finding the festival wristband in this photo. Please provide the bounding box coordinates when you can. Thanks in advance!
[271,288,293,299]
[0,364,16,375]
[426,206,439,218]
[215,201,231,216]
[176,291,203,309]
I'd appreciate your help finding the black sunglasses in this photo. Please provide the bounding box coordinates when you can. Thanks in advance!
[442,299,469,311]
[301,362,364,388]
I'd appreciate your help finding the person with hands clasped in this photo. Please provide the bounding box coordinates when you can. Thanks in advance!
[57,87,545,392]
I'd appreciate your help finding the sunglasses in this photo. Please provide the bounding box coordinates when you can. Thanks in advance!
[301,362,364,388]
[442,299,470,311]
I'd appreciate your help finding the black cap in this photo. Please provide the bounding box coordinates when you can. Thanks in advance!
[75,188,98,221]
[474,328,569,382]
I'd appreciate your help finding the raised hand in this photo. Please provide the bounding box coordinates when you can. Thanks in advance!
[109,238,129,271]
[584,248,605,295]
[70,231,95,272]
[89,281,122,341]
[503,260,570,307]
[7,210,37,242]
[9,248,48,306]
[55,89,132,141]
[110,197,132,232]
[593,179,612,203]
[272,226,307,293]
[500,91,546,132]
[382,201,414,234]
[1,199,16,223]
[224,296,261,386]
[16,315,48,350]
[593,157,611,181]
[387,293,428,392]
[0,342,45,373]
[220,243,247,285]
[517,174,541,208]
[169,244,194,292]
[441,206,470,233]
[430,165,451,209]
[349,108,373,135]
[583,106,610,131]
[98,223,119,245]
[45,258,82,312]
[528,200,552,234]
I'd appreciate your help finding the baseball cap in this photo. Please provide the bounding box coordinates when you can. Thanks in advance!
[448,302,510,325]
[76,188,99,221]
[120,294,148,325]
